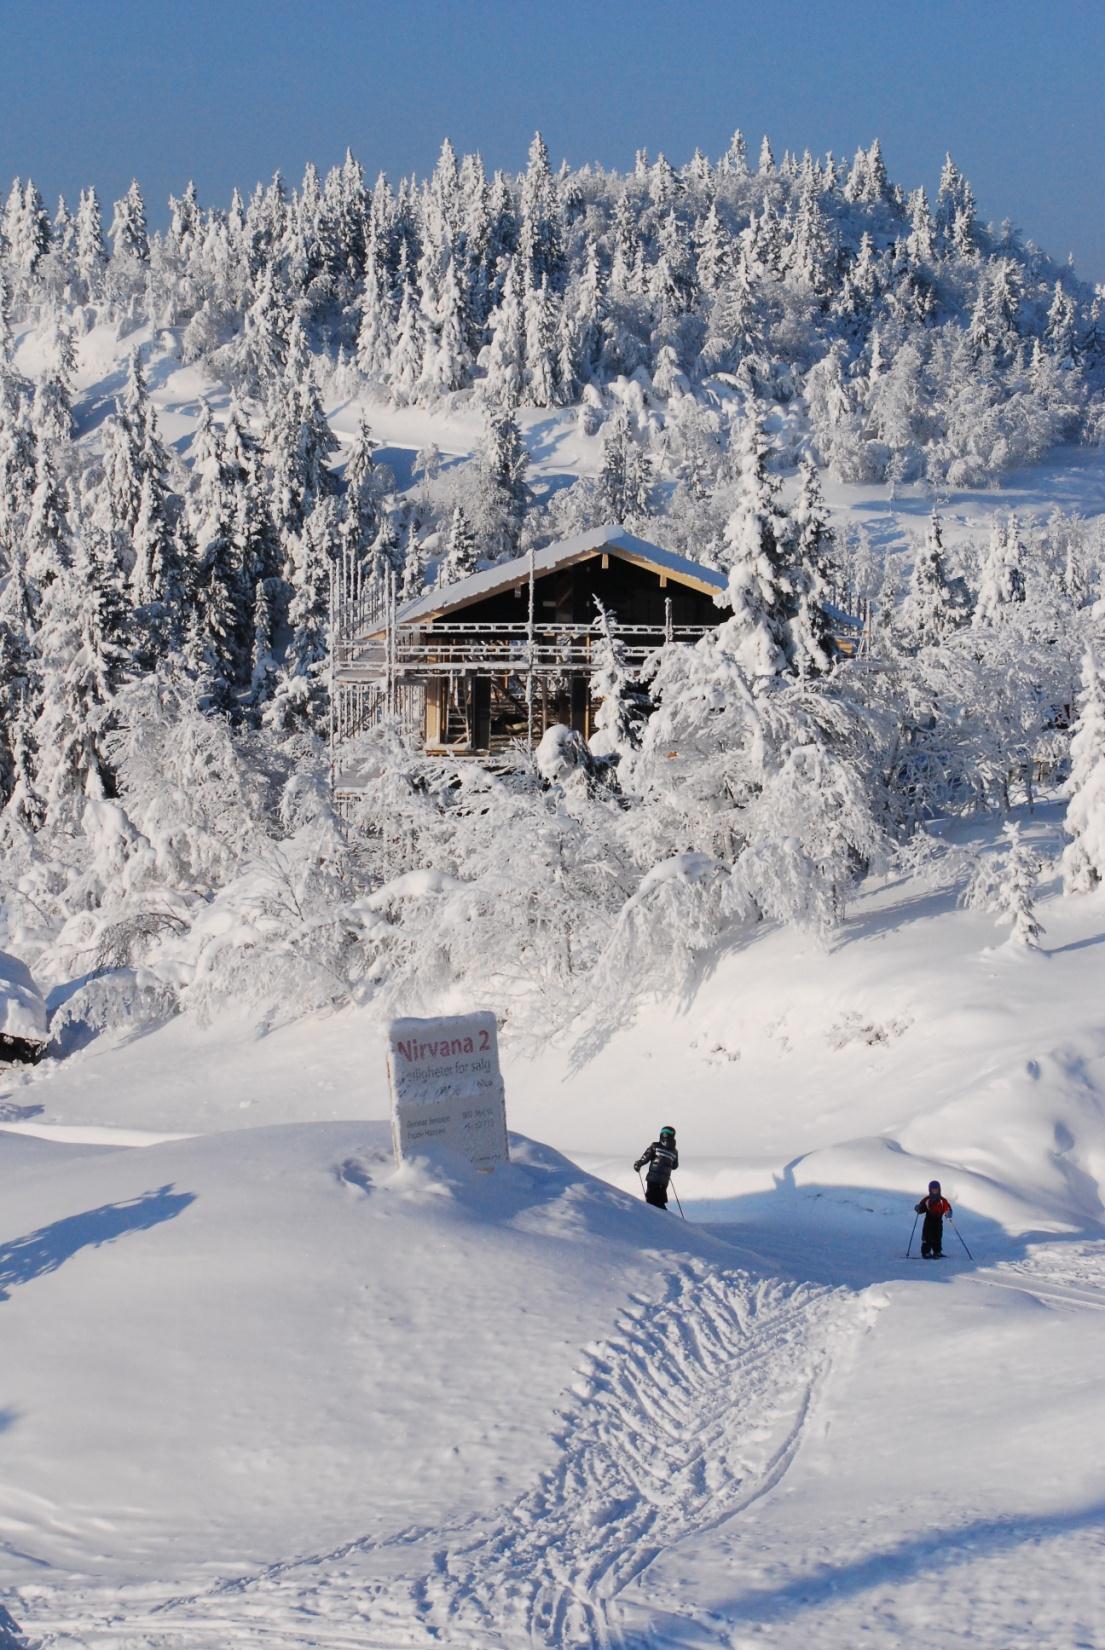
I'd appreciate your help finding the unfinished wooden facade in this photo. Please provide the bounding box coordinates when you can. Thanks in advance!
[331,527,728,781]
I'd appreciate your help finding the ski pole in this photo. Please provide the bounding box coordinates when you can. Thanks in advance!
[949,1219,973,1260]
[670,1177,686,1221]
[905,1212,919,1258]
[636,1166,646,1197]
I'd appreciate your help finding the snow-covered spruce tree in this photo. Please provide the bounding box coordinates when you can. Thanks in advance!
[355,239,396,383]
[974,516,1026,627]
[1062,651,1105,893]
[518,130,564,294]
[996,822,1044,948]
[266,497,338,732]
[74,187,108,302]
[186,404,249,709]
[3,179,50,296]
[898,509,971,649]
[32,527,129,831]
[388,245,425,405]
[24,443,73,597]
[596,406,653,522]
[418,254,471,399]
[589,598,646,763]
[962,823,1044,949]
[125,459,188,673]
[482,256,526,408]
[235,262,291,395]
[523,273,560,408]
[0,545,41,817]
[473,408,530,560]
[31,321,77,456]
[787,458,837,677]
[720,410,792,685]
[109,179,150,267]
[439,504,478,585]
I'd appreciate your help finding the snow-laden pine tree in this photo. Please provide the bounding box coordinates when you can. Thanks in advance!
[439,504,478,586]
[388,246,425,405]
[399,521,428,603]
[483,258,525,408]
[0,543,40,816]
[355,240,396,382]
[787,459,837,677]
[186,404,248,708]
[1062,651,1105,893]
[32,534,126,829]
[473,408,530,560]
[109,179,150,265]
[996,822,1044,948]
[721,411,792,683]
[523,273,560,407]
[974,516,1026,627]
[266,497,338,731]
[898,510,970,648]
[31,321,76,455]
[418,255,471,398]
[237,262,290,394]
[74,187,108,301]
[589,598,645,763]
[596,407,653,522]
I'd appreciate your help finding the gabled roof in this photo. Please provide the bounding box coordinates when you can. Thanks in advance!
[370,525,729,632]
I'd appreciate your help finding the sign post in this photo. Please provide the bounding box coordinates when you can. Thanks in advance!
[387,1011,509,1171]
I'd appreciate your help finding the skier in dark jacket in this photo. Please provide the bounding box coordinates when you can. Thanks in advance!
[915,1180,953,1257]
[634,1127,678,1209]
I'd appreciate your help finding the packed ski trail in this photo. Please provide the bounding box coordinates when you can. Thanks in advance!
[30,1261,865,1650]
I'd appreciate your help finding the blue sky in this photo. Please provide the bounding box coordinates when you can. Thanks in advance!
[4,0,1104,281]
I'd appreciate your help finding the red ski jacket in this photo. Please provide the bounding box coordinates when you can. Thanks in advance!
[915,1194,952,1218]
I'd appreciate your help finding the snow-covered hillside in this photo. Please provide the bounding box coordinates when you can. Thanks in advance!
[4,132,1105,1649]
[3,804,1105,1649]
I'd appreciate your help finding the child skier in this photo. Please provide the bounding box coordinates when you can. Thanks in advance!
[634,1127,678,1209]
[915,1180,953,1257]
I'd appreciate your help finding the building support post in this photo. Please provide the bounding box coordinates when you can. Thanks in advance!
[526,543,536,752]
[328,560,337,793]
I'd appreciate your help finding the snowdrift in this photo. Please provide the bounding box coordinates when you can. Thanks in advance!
[0,1120,732,1584]
[0,951,46,1061]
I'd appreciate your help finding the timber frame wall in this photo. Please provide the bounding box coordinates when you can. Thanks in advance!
[329,546,718,784]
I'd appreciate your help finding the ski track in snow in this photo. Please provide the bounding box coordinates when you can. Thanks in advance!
[28,1260,865,1650]
[977,1241,1105,1313]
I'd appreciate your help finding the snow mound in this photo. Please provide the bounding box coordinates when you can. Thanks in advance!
[0,951,46,1049]
[0,1120,734,1587]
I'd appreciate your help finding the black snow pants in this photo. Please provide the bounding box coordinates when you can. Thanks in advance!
[920,1213,944,1257]
[645,1182,669,1209]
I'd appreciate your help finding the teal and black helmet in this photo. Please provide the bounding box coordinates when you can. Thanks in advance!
[659,1126,676,1142]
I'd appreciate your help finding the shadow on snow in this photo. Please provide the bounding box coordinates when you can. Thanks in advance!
[0,1185,196,1302]
[685,1167,1100,1290]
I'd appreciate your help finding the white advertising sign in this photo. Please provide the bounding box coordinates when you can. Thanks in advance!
[387,1011,509,1171]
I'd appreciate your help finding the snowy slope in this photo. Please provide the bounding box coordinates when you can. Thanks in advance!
[3,807,1105,1648]
[5,318,1105,1647]
[17,317,1105,570]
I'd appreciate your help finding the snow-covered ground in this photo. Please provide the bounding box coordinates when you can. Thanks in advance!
[17,316,1105,569]
[4,315,1105,1646]
[4,800,1105,1649]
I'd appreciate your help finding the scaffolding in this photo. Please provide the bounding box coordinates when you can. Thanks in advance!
[329,550,714,788]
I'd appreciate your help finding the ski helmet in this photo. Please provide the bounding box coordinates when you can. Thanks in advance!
[659,1126,676,1142]
[928,1180,941,1192]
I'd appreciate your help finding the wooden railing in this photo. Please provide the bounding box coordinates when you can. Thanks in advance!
[335,621,715,681]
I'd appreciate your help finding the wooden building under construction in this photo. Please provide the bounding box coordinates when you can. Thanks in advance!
[331,526,729,779]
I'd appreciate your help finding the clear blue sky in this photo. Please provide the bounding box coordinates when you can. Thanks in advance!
[4,0,1104,281]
